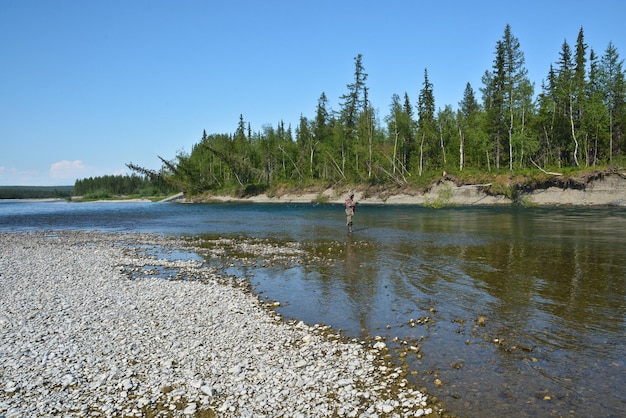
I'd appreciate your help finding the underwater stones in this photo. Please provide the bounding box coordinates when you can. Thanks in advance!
[373,341,387,350]
[0,231,432,417]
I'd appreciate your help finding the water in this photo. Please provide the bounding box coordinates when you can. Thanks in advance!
[1,200,625,417]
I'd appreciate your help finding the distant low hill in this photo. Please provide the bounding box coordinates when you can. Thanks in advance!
[0,186,74,199]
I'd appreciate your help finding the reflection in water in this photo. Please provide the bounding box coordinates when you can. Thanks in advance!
[248,207,626,417]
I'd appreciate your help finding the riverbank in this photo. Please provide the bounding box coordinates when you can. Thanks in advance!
[186,171,626,207]
[0,231,435,417]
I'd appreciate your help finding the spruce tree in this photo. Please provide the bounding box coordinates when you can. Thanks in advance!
[403,92,416,172]
[584,49,609,165]
[339,54,368,178]
[500,24,533,170]
[458,82,481,170]
[555,39,575,166]
[568,27,588,167]
[481,40,506,170]
[339,54,368,140]
[386,93,414,180]
[313,93,332,180]
[417,68,436,175]
[600,42,626,161]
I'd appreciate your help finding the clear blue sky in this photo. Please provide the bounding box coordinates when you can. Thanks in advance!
[1,0,624,186]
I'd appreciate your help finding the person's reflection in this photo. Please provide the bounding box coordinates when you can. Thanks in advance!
[344,235,359,280]
[343,235,374,335]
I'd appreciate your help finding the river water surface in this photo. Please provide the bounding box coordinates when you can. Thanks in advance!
[1,200,624,417]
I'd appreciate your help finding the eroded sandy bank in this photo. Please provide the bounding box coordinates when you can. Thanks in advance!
[187,173,626,207]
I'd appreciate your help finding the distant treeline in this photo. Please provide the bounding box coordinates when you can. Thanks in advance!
[0,186,74,199]
[73,174,176,197]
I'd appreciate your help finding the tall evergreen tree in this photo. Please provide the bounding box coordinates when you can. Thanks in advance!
[386,94,403,176]
[385,93,414,181]
[339,54,368,140]
[314,92,331,141]
[600,42,626,161]
[312,92,333,180]
[417,68,436,175]
[555,39,577,166]
[235,114,247,144]
[403,92,416,172]
[567,27,588,167]
[481,39,506,170]
[583,48,609,165]
[500,24,533,170]
[359,86,375,178]
[296,114,316,178]
[436,105,458,171]
[536,65,561,167]
[458,82,481,170]
[339,54,368,178]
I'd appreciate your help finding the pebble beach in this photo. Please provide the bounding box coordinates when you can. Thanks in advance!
[0,231,433,417]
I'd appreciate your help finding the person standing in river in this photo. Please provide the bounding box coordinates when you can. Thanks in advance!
[345,190,357,233]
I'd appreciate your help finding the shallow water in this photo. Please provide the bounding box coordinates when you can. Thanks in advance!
[1,200,625,417]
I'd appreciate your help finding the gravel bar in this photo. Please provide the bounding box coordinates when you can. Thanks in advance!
[0,231,433,417]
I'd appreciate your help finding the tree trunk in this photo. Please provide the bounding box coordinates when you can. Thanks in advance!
[368,113,373,178]
[309,147,315,177]
[495,132,501,170]
[392,126,399,174]
[609,111,614,162]
[459,128,464,171]
[419,133,425,176]
[569,102,580,167]
[440,130,447,165]
[508,100,514,170]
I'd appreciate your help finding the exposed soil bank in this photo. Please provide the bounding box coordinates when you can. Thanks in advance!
[185,170,626,207]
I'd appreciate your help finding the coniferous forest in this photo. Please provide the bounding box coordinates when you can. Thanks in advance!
[73,174,176,199]
[0,186,73,200]
[126,25,626,197]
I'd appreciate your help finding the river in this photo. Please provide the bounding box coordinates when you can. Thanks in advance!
[1,200,624,417]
